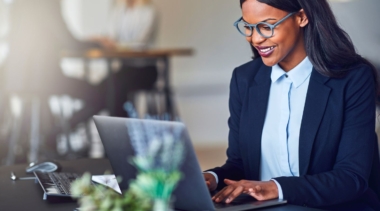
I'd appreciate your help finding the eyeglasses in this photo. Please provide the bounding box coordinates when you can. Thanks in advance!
[233,12,295,38]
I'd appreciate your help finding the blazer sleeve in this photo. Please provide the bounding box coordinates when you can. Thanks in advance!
[275,65,377,207]
[207,68,245,190]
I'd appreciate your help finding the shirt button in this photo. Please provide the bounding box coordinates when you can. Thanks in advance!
[285,74,288,78]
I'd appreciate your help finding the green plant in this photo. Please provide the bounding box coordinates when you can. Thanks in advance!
[127,131,185,211]
[71,173,151,211]
[72,104,185,210]
[71,130,185,211]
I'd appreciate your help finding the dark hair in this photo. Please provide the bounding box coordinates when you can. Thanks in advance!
[239,0,379,98]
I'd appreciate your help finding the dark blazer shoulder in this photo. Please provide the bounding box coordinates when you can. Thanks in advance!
[343,63,373,79]
[324,63,375,91]
[234,57,265,78]
[232,57,269,89]
[336,63,373,79]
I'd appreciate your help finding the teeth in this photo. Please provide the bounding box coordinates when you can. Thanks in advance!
[260,46,274,53]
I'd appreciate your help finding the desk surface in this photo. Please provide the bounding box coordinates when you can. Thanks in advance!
[0,159,322,211]
[62,47,194,58]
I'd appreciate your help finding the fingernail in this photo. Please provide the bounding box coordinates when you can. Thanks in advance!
[226,198,230,203]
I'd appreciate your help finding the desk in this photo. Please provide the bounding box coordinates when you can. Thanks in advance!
[62,48,193,118]
[0,159,112,211]
[0,158,323,211]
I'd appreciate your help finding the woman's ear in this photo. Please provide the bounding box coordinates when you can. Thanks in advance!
[298,9,309,27]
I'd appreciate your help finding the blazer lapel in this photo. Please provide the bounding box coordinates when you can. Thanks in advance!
[299,68,331,175]
[247,63,271,180]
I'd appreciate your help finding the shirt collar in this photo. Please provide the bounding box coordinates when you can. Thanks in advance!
[271,57,313,88]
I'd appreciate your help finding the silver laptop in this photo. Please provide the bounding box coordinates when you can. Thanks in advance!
[93,116,287,211]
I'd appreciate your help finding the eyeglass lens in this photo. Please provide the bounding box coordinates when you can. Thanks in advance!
[236,22,273,38]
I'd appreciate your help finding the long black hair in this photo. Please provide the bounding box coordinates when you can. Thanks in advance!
[239,0,379,96]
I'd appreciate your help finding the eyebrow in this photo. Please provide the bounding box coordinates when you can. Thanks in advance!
[242,17,277,23]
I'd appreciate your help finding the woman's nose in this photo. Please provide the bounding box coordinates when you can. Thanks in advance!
[246,30,266,45]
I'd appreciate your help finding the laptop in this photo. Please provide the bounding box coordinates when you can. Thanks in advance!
[93,116,287,211]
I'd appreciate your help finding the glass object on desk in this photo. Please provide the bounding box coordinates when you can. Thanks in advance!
[71,173,151,211]
[126,126,184,211]
[153,198,174,211]
[91,174,122,194]
[71,103,184,211]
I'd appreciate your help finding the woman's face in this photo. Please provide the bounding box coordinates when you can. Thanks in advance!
[242,0,308,71]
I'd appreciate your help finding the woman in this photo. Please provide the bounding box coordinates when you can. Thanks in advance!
[203,0,380,210]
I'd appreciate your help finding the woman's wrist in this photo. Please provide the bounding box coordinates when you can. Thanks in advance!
[267,180,279,199]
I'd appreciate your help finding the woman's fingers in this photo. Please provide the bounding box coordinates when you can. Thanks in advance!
[212,187,227,201]
[248,185,262,193]
[224,179,237,185]
[225,185,244,203]
[213,180,250,203]
[212,180,277,203]
[213,180,278,202]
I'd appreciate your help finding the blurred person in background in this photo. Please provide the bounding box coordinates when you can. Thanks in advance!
[90,0,159,116]
[203,0,380,210]
[6,0,158,120]
[2,0,157,162]
[93,0,157,49]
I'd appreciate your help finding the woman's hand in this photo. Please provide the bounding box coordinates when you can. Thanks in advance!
[212,179,279,203]
[203,173,218,191]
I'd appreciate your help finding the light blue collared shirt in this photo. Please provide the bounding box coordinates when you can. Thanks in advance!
[262,56,313,199]
[206,57,312,200]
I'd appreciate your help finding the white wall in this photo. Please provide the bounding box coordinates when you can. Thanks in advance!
[329,0,380,66]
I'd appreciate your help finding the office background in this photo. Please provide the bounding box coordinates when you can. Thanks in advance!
[0,0,378,169]
[60,0,251,148]
[59,0,380,147]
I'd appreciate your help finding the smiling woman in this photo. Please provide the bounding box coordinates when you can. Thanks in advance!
[203,0,380,210]
[240,0,379,78]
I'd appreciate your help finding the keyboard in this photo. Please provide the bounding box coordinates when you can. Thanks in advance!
[34,171,80,198]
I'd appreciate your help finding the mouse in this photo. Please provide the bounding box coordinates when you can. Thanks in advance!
[25,161,62,173]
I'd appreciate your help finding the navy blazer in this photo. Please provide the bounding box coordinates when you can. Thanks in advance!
[209,58,380,210]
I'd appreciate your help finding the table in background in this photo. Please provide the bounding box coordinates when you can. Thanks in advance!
[0,158,323,211]
[62,48,193,118]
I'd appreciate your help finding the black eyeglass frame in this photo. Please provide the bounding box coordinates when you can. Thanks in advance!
[233,12,296,38]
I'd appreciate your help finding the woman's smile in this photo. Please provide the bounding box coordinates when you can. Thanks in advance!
[255,45,276,57]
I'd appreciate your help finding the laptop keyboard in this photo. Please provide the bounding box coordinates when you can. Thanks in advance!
[214,201,233,209]
[35,171,80,196]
